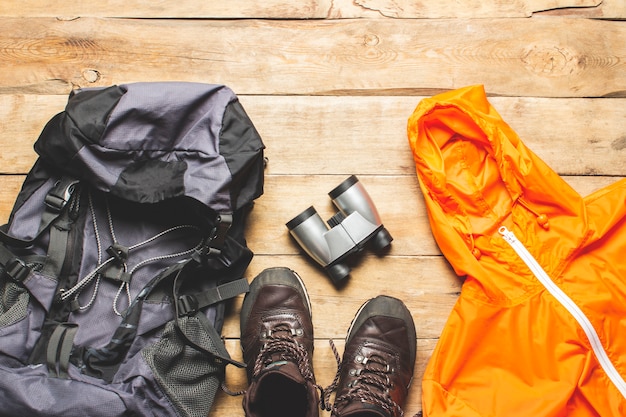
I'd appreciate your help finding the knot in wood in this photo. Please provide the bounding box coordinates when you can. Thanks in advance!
[522,45,580,77]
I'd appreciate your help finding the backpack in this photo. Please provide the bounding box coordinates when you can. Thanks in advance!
[0,82,265,417]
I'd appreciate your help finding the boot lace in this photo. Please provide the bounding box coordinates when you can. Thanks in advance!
[253,323,316,381]
[323,339,405,417]
[222,322,324,398]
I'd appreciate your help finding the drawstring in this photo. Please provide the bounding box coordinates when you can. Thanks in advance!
[517,198,550,229]
[60,191,203,315]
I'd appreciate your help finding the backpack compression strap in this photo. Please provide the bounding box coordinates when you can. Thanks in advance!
[0,177,80,282]
[0,177,79,249]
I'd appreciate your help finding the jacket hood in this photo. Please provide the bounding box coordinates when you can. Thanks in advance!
[407,85,588,300]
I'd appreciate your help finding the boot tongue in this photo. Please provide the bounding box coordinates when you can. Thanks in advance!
[248,361,306,403]
[262,360,306,382]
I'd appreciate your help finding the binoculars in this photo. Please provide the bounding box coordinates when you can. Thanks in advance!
[286,175,393,284]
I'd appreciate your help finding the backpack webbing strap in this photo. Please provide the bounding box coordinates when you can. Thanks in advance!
[47,322,79,379]
[0,177,79,252]
[41,200,76,278]
[40,178,79,235]
[172,261,248,369]
[176,278,250,316]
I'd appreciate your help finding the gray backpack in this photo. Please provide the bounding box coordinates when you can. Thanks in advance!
[0,82,265,417]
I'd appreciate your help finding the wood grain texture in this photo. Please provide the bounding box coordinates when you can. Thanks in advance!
[0,17,624,97]
[1,0,623,19]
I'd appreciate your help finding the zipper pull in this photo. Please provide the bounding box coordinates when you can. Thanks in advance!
[498,226,516,244]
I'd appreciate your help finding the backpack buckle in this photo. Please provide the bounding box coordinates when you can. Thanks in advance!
[45,179,79,212]
[177,294,199,316]
[5,257,30,283]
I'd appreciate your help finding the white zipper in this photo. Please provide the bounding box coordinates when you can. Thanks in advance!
[498,226,626,398]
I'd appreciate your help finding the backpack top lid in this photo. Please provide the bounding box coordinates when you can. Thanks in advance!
[33,82,265,213]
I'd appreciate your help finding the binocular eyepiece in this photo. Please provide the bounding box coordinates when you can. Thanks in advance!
[286,175,393,284]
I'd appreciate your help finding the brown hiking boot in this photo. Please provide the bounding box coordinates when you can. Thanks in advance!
[240,267,320,417]
[329,295,416,417]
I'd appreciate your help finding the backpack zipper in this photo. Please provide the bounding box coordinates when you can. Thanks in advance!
[499,226,626,398]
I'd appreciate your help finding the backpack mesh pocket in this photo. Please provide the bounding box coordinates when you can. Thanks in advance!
[143,317,225,417]
[0,279,29,328]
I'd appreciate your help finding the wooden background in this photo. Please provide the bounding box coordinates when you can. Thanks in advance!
[1,1,625,415]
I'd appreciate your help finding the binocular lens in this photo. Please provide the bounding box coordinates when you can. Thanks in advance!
[370,227,393,251]
[327,263,350,284]
[328,175,359,200]
[286,206,318,230]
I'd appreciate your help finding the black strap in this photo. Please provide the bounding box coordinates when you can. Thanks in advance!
[0,244,30,283]
[177,278,249,316]
[40,178,79,234]
[172,261,248,368]
[210,213,232,254]
[47,323,79,378]
[0,177,79,250]
[193,213,233,261]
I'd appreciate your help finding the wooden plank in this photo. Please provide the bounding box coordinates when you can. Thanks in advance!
[247,175,435,256]
[0,1,332,19]
[246,174,626,256]
[1,0,623,19]
[0,18,624,97]
[0,94,62,174]
[535,0,626,18]
[0,175,24,224]
[2,95,626,176]
[336,0,609,18]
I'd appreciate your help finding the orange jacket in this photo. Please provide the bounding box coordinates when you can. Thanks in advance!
[407,85,626,416]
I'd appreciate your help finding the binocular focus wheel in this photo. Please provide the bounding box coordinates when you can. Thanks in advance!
[327,263,350,284]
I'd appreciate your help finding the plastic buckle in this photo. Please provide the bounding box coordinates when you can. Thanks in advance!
[5,258,30,282]
[177,295,199,317]
[44,180,78,212]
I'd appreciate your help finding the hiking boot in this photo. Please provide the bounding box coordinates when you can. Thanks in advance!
[240,267,320,417]
[330,295,416,417]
